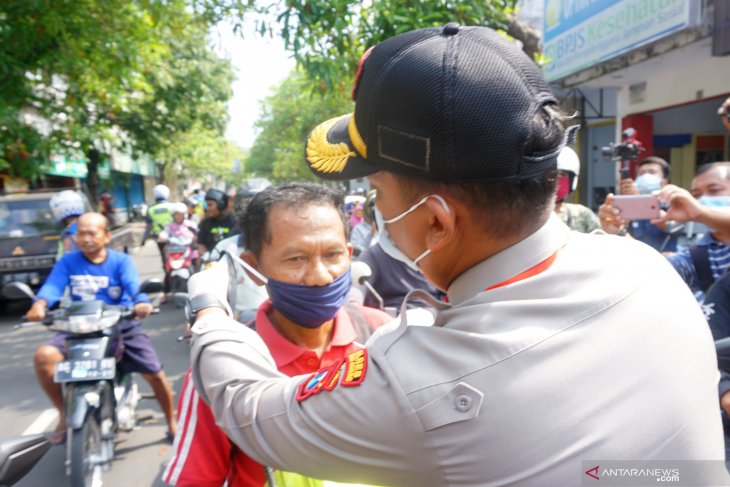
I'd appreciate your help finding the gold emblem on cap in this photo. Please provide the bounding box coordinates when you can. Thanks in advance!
[348,112,367,158]
[306,116,356,174]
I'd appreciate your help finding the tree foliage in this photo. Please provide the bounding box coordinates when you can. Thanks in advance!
[0,0,235,200]
[246,70,353,181]
[252,0,519,89]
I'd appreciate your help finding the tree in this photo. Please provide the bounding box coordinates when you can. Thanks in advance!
[118,22,235,186]
[251,0,519,89]
[246,70,353,181]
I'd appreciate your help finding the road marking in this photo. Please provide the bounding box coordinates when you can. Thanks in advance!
[22,408,58,435]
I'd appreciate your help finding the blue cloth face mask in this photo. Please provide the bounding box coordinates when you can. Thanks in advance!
[635,173,662,195]
[375,194,450,272]
[266,269,352,329]
[224,250,352,329]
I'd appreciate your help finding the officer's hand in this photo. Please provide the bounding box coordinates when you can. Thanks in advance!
[26,300,47,322]
[653,184,703,224]
[187,258,233,317]
[598,193,626,235]
[134,302,154,319]
[619,178,639,195]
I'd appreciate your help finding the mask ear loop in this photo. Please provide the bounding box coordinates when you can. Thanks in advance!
[223,249,269,284]
[382,194,450,224]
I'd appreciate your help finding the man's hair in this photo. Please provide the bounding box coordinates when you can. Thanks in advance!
[240,182,346,258]
[696,162,730,178]
[638,156,670,179]
[396,104,571,238]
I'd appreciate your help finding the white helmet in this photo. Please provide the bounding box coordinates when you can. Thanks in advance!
[50,190,85,222]
[557,147,580,191]
[172,202,187,215]
[153,184,170,201]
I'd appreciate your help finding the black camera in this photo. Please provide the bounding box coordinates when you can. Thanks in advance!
[601,141,643,161]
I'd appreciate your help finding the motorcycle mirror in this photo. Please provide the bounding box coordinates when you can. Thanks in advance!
[138,279,164,294]
[350,261,373,285]
[0,434,51,486]
[1,282,35,300]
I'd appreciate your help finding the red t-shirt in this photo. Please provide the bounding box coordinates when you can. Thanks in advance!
[162,301,391,487]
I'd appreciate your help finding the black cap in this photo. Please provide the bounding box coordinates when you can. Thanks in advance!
[305,24,565,182]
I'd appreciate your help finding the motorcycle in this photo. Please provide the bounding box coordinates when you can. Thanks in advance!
[2,279,162,487]
[160,234,195,298]
[0,434,50,486]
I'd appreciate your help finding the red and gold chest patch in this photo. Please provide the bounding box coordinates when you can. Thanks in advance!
[295,349,368,402]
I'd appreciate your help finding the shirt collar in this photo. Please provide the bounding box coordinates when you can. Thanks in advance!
[446,214,570,305]
[254,301,358,369]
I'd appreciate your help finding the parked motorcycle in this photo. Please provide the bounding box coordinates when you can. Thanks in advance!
[0,434,50,486]
[2,279,162,487]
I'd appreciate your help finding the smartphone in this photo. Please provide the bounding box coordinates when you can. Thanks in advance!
[612,194,660,220]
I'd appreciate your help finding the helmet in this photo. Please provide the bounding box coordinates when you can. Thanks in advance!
[205,188,229,211]
[183,197,197,207]
[237,178,272,199]
[172,202,187,215]
[153,184,170,201]
[557,147,580,192]
[50,190,85,222]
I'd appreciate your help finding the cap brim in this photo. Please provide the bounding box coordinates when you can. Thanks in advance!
[305,114,378,181]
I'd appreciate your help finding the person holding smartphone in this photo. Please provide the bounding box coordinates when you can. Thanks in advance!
[598,156,679,252]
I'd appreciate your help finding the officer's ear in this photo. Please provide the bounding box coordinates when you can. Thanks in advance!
[240,252,266,286]
[423,196,456,254]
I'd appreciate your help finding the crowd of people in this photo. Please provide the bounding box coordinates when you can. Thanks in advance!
[22,23,730,487]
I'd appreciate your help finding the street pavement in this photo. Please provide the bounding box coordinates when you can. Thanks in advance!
[0,239,191,486]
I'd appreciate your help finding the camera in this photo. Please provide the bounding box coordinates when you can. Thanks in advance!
[601,141,643,161]
[600,127,645,161]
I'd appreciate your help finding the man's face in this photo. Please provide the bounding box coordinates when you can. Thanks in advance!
[76,219,110,257]
[255,203,352,286]
[691,167,730,198]
[204,199,220,218]
[637,162,667,185]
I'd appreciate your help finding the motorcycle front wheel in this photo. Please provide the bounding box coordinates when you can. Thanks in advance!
[69,416,103,487]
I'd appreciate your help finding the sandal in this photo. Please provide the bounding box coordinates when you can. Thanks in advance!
[48,429,67,445]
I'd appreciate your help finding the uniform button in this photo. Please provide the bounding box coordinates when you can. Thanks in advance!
[307,358,317,366]
[455,394,472,412]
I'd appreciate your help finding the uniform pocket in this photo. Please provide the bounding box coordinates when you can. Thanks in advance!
[415,382,484,431]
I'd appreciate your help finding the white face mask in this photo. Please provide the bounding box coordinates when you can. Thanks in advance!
[635,173,662,195]
[374,194,450,272]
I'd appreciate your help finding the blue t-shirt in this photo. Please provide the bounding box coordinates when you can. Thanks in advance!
[37,249,149,307]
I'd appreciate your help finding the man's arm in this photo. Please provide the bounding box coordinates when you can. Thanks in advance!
[35,255,71,308]
[190,311,434,486]
[163,370,232,487]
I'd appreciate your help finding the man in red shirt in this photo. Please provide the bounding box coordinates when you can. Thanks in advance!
[163,183,392,487]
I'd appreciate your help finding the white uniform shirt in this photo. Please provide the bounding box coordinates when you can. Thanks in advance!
[191,215,727,486]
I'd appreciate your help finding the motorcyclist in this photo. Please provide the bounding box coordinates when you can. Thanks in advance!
[158,203,199,289]
[197,188,238,255]
[28,212,177,443]
[49,190,86,258]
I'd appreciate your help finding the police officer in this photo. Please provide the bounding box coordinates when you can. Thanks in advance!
[146,184,176,264]
[197,188,238,255]
[186,26,728,486]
